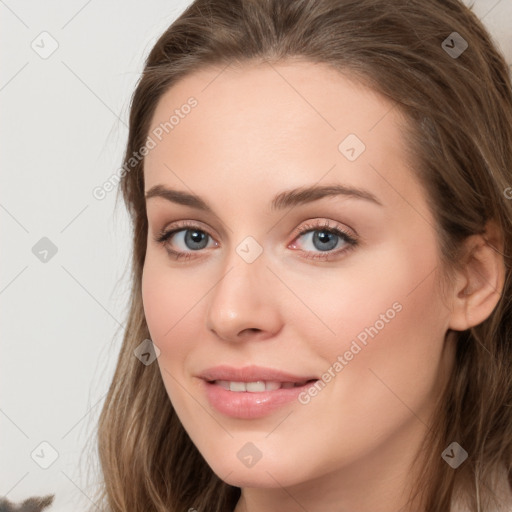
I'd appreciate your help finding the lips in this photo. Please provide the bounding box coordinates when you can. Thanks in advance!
[198,365,319,419]
[199,366,318,420]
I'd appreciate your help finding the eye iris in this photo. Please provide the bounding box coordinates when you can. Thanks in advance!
[185,229,208,250]
[313,230,338,251]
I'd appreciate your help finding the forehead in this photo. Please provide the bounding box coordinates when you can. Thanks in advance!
[144,60,426,217]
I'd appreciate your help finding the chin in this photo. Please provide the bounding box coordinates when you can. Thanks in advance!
[217,465,298,489]
[200,443,312,489]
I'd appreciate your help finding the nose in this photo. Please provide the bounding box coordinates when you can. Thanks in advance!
[205,251,283,342]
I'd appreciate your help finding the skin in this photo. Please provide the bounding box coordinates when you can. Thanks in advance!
[141,60,504,512]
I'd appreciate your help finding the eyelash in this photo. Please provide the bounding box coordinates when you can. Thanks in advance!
[154,219,359,262]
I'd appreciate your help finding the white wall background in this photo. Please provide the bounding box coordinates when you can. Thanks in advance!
[1,1,511,510]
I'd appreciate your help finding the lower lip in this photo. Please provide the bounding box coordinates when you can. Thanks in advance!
[202,379,317,419]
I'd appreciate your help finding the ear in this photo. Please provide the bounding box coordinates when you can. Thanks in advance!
[448,219,506,331]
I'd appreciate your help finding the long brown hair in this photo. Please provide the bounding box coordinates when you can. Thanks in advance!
[91,0,512,510]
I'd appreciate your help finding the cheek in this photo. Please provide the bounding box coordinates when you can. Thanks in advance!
[141,254,216,383]
[289,234,449,384]
[141,257,205,413]
[141,262,173,342]
[141,254,204,342]
[295,245,451,441]
[283,238,446,356]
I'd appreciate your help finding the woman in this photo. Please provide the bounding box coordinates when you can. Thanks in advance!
[93,0,512,510]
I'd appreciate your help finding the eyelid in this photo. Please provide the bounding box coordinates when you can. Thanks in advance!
[155,219,216,241]
[290,219,357,241]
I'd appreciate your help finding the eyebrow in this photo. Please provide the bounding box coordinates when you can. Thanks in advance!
[145,183,383,211]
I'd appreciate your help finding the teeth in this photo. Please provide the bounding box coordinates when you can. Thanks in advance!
[246,381,266,392]
[265,381,281,391]
[214,380,307,392]
[229,381,247,392]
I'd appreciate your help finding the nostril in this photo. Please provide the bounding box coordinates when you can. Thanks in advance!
[240,328,262,336]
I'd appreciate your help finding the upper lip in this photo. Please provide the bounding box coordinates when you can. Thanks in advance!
[199,365,318,383]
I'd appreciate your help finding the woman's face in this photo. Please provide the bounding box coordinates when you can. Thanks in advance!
[142,60,457,504]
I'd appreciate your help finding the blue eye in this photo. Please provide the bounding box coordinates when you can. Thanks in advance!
[171,228,210,251]
[154,219,358,262]
[290,221,358,261]
[296,229,344,252]
[155,222,216,260]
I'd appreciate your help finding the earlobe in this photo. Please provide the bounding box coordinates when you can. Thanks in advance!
[448,220,506,332]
